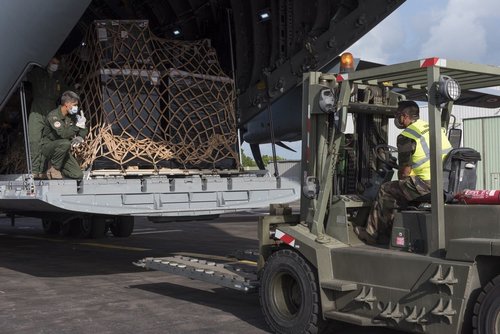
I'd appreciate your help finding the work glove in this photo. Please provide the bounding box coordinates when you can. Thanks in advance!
[76,110,86,129]
[71,136,84,148]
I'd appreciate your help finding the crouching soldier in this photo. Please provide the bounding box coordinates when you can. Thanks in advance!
[41,91,88,179]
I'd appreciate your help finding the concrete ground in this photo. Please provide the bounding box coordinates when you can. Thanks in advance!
[0,213,402,334]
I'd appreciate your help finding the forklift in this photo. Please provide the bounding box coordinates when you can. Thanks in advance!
[138,55,500,334]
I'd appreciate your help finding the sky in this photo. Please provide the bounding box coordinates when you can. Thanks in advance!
[242,0,500,161]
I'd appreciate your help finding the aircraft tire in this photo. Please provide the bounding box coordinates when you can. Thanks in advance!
[90,216,108,239]
[70,216,92,238]
[42,219,61,235]
[110,216,134,238]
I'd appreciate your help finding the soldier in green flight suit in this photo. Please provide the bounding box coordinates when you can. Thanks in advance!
[26,56,70,178]
[41,91,88,179]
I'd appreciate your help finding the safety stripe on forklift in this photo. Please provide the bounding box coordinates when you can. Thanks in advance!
[420,57,447,68]
[336,73,348,82]
[275,229,296,247]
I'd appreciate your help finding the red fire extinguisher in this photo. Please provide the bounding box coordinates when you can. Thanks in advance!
[454,189,500,204]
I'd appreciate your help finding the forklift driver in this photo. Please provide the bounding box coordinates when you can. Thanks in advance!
[355,100,452,245]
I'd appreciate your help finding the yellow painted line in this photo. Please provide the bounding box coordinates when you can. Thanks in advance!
[78,242,151,252]
[2,234,150,251]
[13,235,65,242]
[132,229,182,235]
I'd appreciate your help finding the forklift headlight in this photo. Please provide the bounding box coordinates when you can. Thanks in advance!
[439,75,461,101]
[319,89,335,113]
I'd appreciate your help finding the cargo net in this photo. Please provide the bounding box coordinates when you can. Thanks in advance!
[0,105,26,174]
[64,20,238,171]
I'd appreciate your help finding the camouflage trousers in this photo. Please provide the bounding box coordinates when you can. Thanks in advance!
[365,176,431,240]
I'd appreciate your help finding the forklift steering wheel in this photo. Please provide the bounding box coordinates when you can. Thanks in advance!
[374,144,399,170]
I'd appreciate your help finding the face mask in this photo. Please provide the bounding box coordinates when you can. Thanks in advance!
[48,63,59,72]
[394,114,406,129]
[69,105,79,115]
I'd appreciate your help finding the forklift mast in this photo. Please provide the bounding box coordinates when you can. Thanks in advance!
[300,70,398,244]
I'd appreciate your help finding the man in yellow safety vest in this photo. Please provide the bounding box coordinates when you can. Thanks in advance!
[355,100,452,245]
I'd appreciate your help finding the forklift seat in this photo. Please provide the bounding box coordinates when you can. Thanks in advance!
[408,148,481,205]
[408,192,451,208]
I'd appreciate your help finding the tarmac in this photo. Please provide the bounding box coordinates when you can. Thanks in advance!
[0,213,402,334]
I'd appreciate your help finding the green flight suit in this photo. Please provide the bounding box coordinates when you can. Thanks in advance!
[26,67,69,174]
[41,107,88,179]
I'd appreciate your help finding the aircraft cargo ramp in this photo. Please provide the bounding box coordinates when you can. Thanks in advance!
[0,173,300,217]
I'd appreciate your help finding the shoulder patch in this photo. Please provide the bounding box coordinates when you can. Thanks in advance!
[54,121,61,128]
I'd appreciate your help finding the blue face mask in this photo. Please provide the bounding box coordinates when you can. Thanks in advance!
[69,105,79,115]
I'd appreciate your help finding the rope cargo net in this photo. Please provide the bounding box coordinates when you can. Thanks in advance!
[65,20,238,172]
[0,122,25,174]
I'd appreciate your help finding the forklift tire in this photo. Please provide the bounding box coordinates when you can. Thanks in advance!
[259,249,325,334]
[473,275,500,334]
[110,217,134,238]
[42,219,61,235]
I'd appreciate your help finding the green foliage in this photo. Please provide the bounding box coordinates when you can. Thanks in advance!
[240,149,285,167]
[262,154,284,166]
[241,149,256,167]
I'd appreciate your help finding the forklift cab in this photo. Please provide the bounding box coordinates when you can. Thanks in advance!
[300,54,499,254]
